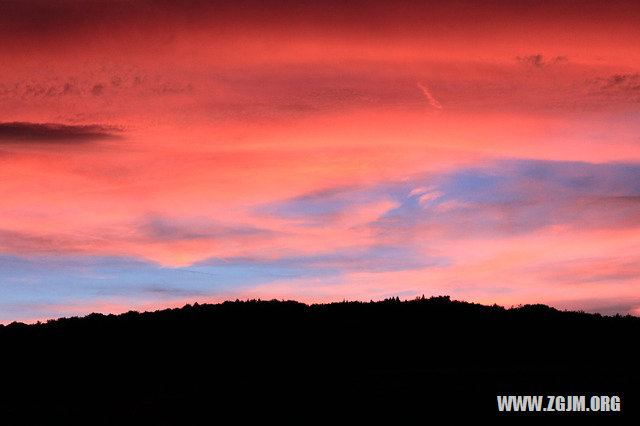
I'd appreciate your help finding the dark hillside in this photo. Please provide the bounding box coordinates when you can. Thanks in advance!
[1,296,637,423]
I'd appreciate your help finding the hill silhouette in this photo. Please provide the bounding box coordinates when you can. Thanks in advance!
[1,296,638,423]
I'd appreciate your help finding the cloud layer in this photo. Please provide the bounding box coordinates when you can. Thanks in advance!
[0,122,121,144]
[1,1,640,322]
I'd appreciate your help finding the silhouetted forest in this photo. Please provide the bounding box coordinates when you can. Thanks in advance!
[1,296,638,423]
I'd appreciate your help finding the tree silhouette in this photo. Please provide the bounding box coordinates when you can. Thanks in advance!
[0,297,637,423]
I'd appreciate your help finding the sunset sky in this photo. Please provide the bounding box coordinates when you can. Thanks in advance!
[1,0,640,322]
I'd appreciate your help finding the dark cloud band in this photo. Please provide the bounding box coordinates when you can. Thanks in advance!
[0,122,122,144]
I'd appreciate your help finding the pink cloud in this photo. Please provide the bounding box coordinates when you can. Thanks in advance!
[1,0,640,319]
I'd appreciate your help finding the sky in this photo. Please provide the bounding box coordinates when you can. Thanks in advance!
[1,0,640,322]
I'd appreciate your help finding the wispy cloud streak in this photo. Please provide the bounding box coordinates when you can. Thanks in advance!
[0,122,122,144]
[417,82,443,109]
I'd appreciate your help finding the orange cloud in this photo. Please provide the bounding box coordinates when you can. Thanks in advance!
[1,0,640,321]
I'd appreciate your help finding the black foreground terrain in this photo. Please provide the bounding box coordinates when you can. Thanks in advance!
[1,296,638,423]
